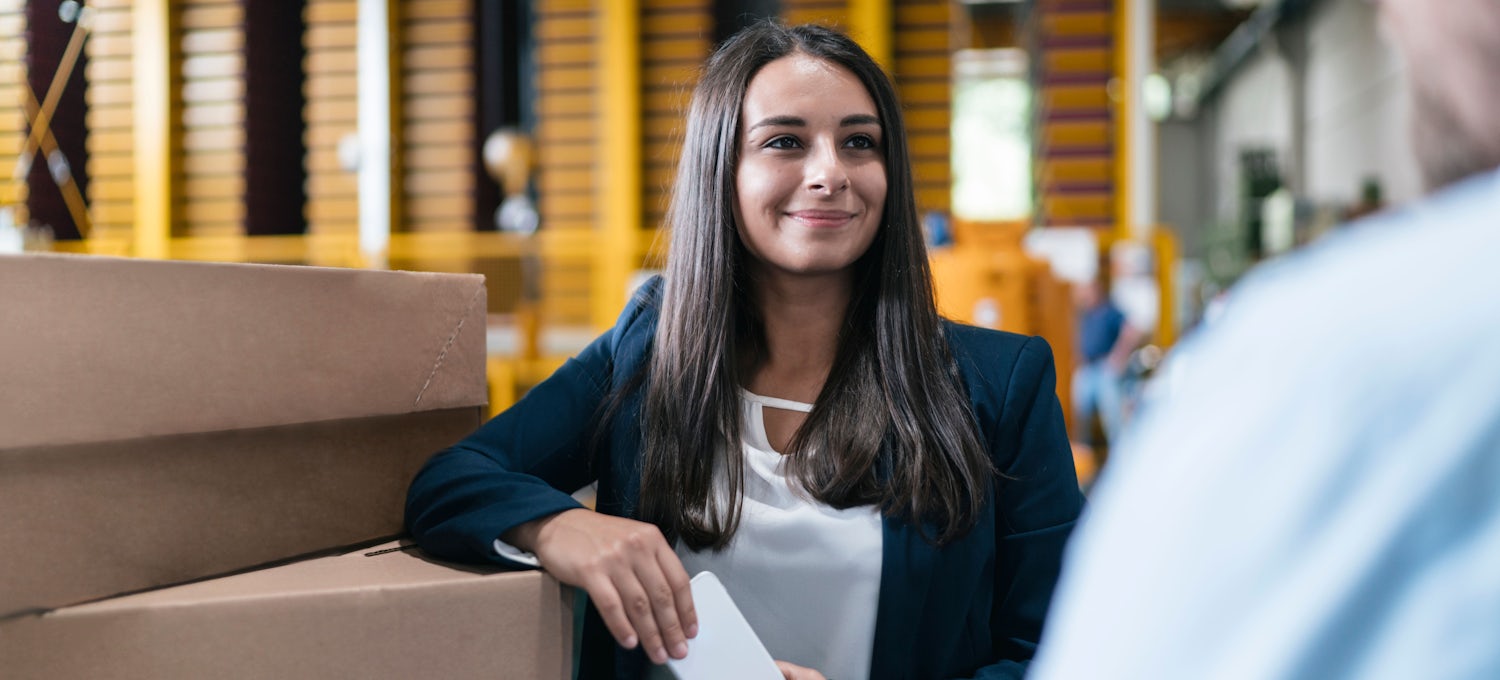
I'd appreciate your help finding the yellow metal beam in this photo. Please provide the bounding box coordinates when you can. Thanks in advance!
[848,0,892,71]
[1153,226,1177,348]
[1112,0,1130,241]
[133,0,176,258]
[594,0,642,329]
[55,231,605,266]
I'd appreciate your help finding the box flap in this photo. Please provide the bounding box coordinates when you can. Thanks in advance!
[0,407,481,617]
[70,541,500,611]
[0,254,487,448]
[1,542,574,679]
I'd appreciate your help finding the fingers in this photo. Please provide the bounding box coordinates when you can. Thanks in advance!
[621,530,694,664]
[526,512,697,663]
[584,557,667,661]
[775,660,828,680]
[658,544,697,639]
[584,575,639,652]
[617,567,674,663]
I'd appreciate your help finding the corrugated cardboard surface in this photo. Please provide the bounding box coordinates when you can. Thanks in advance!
[0,408,479,616]
[0,541,574,680]
[1,254,487,448]
[0,254,489,616]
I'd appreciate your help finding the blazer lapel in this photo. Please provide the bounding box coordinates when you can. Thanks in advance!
[869,515,939,680]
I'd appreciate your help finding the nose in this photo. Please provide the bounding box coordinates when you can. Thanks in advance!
[805,142,849,195]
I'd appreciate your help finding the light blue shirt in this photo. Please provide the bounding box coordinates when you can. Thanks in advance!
[1031,168,1500,680]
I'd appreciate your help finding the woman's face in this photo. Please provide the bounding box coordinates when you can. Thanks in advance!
[733,53,887,281]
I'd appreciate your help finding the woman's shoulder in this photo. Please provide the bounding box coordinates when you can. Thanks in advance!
[588,275,663,373]
[941,320,1058,400]
[941,320,1054,366]
[610,275,665,335]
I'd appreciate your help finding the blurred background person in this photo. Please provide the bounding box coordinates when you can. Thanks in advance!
[1070,270,1144,458]
[1031,0,1500,678]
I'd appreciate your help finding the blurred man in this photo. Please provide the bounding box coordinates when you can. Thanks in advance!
[1070,275,1128,449]
[1030,1,1500,678]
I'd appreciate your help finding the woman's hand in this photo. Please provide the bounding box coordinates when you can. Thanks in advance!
[503,509,696,665]
[775,660,828,680]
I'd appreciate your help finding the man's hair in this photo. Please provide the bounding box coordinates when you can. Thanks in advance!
[637,21,994,550]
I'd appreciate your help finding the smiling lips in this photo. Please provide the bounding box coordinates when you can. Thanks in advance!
[786,209,858,228]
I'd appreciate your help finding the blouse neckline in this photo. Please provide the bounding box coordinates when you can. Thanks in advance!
[738,388,814,413]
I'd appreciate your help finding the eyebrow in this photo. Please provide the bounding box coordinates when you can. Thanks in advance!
[746,113,882,133]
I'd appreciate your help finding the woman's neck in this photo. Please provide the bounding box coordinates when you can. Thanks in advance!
[743,269,853,403]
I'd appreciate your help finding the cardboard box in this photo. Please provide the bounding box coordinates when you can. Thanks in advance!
[0,254,488,617]
[0,541,574,679]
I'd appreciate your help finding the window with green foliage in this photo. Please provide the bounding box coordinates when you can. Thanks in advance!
[952,49,1031,221]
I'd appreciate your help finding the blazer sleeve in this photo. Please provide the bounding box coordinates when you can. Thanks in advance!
[972,335,1086,680]
[404,279,658,566]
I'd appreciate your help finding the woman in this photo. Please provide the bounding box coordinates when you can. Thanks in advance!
[406,22,1083,680]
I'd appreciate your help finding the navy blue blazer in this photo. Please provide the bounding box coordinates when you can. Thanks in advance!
[406,277,1084,679]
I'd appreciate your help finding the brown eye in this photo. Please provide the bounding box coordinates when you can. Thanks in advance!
[766,135,802,150]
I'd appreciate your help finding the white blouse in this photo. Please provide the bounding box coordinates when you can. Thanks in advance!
[497,391,884,679]
[670,390,883,680]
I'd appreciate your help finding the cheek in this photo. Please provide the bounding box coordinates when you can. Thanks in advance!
[860,167,888,214]
[735,160,783,213]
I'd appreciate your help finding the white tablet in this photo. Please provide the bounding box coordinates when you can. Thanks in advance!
[663,572,784,680]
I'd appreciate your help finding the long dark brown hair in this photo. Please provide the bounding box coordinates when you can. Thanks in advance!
[639,22,992,550]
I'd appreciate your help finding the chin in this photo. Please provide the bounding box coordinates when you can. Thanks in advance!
[768,259,858,278]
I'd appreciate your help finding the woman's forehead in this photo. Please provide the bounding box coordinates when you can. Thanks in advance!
[741,54,878,122]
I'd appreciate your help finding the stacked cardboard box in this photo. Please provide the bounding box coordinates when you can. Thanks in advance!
[0,254,571,678]
[0,540,574,678]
